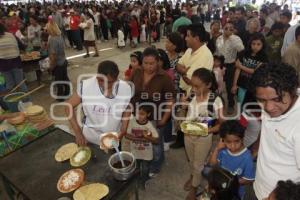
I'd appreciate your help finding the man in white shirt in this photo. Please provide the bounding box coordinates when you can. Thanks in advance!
[249,63,300,200]
[281,23,300,56]
[215,21,244,114]
[91,6,101,40]
[131,5,141,20]
[65,61,132,145]
[260,8,274,36]
[27,16,41,49]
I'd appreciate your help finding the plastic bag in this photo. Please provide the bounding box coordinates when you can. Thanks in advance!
[39,58,50,72]
[18,101,33,112]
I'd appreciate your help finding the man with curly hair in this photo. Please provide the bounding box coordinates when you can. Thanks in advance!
[249,63,300,200]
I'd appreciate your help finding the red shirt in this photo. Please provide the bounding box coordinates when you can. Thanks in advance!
[6,17,21,34]
[70,15,80,30]
[125,68,132,78]
[130,20,139,37]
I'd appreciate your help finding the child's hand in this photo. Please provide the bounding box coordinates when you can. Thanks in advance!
[251,150,258,159]
[216,139,226,151]
[143,131,152,140]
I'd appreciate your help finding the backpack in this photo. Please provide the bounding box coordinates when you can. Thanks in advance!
[205,167,241,200]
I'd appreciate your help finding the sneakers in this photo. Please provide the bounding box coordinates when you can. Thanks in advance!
[164,142,173,151]
[148,172,158,178]
[83,54,90,58]
[183,176,193,191]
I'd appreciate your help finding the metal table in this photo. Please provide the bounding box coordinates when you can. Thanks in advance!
[0,128,139,200]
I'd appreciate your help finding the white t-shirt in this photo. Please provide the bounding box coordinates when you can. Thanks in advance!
[186,94,223,122]
[83,18,95,41]
[117,29,125,47]
[27,24,41,47]
[131,9,140,19]
[281,24,299,56]
[254,96,300,200]
[93,12,100,25]
[79,77,132,145]
[215,35,245,64]
[63,16,70,31]
[264,17,274,30]
[122,116,159,161]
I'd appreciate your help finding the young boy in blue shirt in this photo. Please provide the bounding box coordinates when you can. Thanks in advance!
[209,120,255,199]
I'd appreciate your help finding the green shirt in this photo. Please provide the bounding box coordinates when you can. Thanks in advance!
[266,35,283,63]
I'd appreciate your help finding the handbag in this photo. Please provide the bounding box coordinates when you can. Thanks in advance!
[39,58,50,72]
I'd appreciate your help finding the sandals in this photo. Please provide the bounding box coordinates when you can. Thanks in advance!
[184,176,193,191]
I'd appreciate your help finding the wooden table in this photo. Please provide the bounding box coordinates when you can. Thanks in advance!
[0,128,139,200]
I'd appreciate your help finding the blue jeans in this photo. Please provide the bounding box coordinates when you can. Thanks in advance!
[2,68,28,92]
[149,123,166,173]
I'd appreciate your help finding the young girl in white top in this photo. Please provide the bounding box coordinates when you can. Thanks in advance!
[213,55,225,96]
[82,12,99,58]
[182,68,224,200]
[117,28,125,48]
[140,19,147,43]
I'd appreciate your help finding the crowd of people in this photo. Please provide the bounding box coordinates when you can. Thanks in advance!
[1,1,300,200]
[0,0,212,51]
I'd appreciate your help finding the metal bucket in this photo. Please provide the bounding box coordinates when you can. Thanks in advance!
[108,151,136,181]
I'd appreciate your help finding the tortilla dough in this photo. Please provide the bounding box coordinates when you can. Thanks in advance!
[55,143,78,162]
[73,183,109,200]
[25,105,44,116]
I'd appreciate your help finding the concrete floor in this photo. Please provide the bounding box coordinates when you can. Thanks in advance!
[26,38,191,200]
